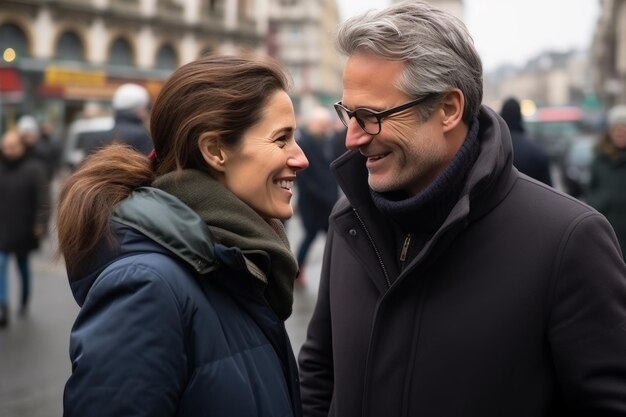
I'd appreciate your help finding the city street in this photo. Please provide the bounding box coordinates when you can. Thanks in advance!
[0,211,324,417]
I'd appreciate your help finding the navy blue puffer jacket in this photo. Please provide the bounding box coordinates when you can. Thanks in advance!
[63,188,301,417]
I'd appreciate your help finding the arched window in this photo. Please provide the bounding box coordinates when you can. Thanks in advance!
[0,23,29,59]
[204,0,224,18]
[109,37,134,66]
[155,43,178,70]
[157,0,183,16]
[55,30,85,61]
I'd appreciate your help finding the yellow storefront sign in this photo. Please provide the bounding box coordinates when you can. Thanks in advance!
[45,66,106,87]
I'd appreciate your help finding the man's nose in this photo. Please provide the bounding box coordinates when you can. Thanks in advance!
[344,119,373,150]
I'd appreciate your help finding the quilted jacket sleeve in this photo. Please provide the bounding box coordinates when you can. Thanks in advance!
[64,260,188,417]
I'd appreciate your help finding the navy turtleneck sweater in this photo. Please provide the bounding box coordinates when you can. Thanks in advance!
[370,118,481,270]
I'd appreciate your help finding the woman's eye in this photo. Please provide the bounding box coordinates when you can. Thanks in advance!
[274,136,288,147]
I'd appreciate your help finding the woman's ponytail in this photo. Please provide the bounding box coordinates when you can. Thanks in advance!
[57,144,155,271]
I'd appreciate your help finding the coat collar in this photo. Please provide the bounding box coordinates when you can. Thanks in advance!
[330,106,518,287]
[112,187,219,274]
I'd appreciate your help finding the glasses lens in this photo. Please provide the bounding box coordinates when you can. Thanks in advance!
[355,109,380,135]
[334,104,351,128]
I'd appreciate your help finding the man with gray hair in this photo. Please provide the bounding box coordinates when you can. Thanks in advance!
[298,2,626,416]
[84,83,153,156]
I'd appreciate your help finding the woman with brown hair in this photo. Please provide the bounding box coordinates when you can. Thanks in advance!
[57,55,308,416]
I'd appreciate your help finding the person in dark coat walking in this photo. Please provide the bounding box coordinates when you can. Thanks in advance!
[585,104,626,258]
[500,97,553,186]
[17,115,60,181]
[57,55,308,417]
[298,2,626,416]
[294,106,341,283]
[84,83,153,157]
[0,129,49,327]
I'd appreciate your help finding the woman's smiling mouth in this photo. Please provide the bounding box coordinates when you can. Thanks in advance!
[276,179,294,191]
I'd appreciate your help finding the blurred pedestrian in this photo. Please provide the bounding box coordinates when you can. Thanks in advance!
[500,97,553,186]
[298,2,626,416]
[294,106,341,284]
[84,83,153,156]
[17,115,59,181]
[39,120,62,178]
[585,104,626,258]
[57,55,308,416]
[0,129,49,327]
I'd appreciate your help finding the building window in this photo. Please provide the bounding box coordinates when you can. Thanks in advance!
[110,0,140,12]
[204,0,224,18]
[109,37,134,66]
[157,0,184,17]
[55,31,85,62]
[0,23,29,59]
[155,43,178,70]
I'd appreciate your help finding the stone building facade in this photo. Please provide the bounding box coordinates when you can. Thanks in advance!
[0,0,347,134]
[592,0,626,107]
[0,0,286,132]
[268,0,342,118]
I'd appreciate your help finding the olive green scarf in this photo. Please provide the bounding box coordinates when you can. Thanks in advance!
[153,169,298,320]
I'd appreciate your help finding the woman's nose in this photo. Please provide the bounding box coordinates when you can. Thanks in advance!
[289,143,309,171]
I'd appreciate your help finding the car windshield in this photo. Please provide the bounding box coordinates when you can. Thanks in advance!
[526,121,582,139]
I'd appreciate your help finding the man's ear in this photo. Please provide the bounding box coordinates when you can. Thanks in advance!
[440,89,465,133]
[198,132,226,172]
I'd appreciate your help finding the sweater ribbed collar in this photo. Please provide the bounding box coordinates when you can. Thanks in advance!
[370,118,481,235]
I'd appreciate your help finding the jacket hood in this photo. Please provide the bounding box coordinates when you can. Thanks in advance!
[68,187,220,306]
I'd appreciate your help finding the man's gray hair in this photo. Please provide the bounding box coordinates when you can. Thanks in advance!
[336,0,483,124]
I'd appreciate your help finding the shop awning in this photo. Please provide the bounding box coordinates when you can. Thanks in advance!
[0,67,22,93]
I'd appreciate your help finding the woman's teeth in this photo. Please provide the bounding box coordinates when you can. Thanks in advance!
[278,180,293,190]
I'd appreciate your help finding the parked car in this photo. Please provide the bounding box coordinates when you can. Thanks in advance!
[62,116,114,171]
[562,138,595,199]
[523,105,600,195]
[524,106,586,165]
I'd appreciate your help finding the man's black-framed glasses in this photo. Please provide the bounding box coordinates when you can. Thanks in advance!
[334,93,438,135]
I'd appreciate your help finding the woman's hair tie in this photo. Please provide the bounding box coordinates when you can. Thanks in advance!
[147,149,158,171]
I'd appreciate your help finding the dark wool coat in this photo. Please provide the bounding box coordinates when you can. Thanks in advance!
[64,188,301,417]
[509,129,553,186]
[500,97,552,186]
[0,155,49,254]
[296,129,342,233]
[298,106,626,417]
[585,150,626,257]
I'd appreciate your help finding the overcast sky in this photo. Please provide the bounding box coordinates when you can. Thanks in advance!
[336,0,600,72]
